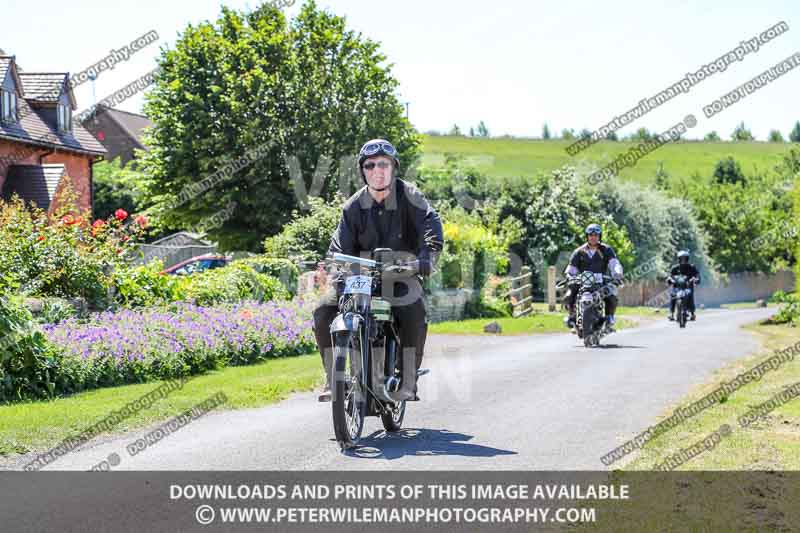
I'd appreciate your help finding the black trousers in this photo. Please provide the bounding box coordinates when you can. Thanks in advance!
[312,276,428,385]
[670,288,696,314]
[564,285,618,316]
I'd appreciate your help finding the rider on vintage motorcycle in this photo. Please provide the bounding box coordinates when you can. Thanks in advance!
[563,223,624,328]
[667,250,700,321]
[313,139,444,402]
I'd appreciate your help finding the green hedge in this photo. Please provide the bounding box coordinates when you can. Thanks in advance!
[176,263,289,306]
[235,256,300,296]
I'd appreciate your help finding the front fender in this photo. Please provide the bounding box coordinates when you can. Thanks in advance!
[329,312,363,334]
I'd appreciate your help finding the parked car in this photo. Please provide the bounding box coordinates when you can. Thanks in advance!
[161,254,231,275]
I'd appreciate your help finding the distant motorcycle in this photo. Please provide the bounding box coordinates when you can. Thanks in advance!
[559,271,623,347]
[670,275,697,329]
[325,249,429,450]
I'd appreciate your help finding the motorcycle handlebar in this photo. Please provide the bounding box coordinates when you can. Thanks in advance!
[326,254,419,275]
[560,274,622,285]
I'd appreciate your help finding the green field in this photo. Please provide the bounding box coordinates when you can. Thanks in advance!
[419,135,794,184]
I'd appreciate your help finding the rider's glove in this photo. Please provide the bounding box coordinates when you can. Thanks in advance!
[418,259,432,277]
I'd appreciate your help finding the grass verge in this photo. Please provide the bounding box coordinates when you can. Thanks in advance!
[582,320,800,531]
[427,307,652,335]
[0,352,323,459]
[623,321,800,470]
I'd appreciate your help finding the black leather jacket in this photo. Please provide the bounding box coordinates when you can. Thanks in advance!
[668,263,700,285]
[328,178,444,275]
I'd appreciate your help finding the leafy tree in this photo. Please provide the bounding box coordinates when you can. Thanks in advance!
[790,121,800,143]
[768,129,785,143]
[713,156,746,185]
[477,120,489,137]
[561,128,575,140]
[542,123,551,140]
[449,124,462,136]
[704,131,721,141]
[92,158,148,221]
[598,218,636,273]
[630,127,652,142]
[262,195,344,262]
[139,2,418,251]
[592,178,714,280]
[469,126,475,137]
[415,154,490,207]
[731,121,754,141]
[681,176,791,273]
[605,130,619,141]
[579,128,592,140]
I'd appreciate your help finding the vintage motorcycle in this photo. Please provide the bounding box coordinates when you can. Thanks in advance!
[559,271,623,347]
[325,249,429,450]
[670,274,697,329]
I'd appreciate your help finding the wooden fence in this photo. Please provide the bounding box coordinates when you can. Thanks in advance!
[506,266,533,317]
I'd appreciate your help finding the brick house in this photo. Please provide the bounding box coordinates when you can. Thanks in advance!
[81,104,151,167]
[0,54,106,216]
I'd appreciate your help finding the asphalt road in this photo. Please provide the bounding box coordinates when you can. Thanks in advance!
[15,307,778,471]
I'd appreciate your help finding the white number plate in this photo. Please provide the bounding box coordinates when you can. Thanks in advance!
[344,275,372,295]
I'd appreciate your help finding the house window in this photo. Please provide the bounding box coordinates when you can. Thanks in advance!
[57,104,72,132]
[1,90,18,124]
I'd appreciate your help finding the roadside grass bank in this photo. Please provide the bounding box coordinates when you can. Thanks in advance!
[428,306,656,335]
[0,352,323,460]
[624,320,800,471]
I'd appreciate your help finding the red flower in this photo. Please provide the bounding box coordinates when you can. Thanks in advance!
[74,216,84,226]
[61,214,75,225]
[91,219,105,236]
[121,235,130,242]
[114,209,128,221]
[37,235,45,242]
[134,214,148,228]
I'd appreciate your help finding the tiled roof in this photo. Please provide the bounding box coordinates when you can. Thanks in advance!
[0,57,11,84]
[94,105,152,148]
[0,96,106,156]
[2,164,66,211]
[18,73,68,103]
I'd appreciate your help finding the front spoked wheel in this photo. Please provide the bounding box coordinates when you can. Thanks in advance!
[581,303,595,348]
[332,332,365,450]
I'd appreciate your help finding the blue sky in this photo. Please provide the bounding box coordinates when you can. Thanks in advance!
[2,0,798,139]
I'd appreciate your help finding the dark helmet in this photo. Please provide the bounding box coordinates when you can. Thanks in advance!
[585,223,602,238]
[677,250,690,263]
[357,139,400,182]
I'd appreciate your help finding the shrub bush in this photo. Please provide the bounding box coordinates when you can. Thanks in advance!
[176,263,289,306]
[236,256,300,296]
[0,296,64,402]
[111,260,185,308]
[0,191,146,307]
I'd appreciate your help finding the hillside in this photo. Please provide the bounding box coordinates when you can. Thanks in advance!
[419,135,794,184]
